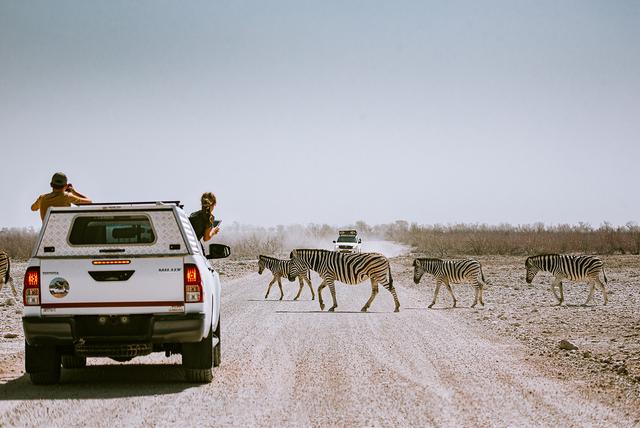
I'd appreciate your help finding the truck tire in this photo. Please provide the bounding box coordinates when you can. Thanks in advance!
[213,316,221,368]
[62,355,87,369]
[25,341,61,385]
[182,328,213,383]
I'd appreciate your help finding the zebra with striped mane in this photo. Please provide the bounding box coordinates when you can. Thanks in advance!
[525,254,608,306]
[258,255,315,300]
[0,251,17,297]
[413,258,487,308]
[288,249,400,312]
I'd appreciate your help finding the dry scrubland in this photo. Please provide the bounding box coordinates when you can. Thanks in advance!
[4,221,640,259]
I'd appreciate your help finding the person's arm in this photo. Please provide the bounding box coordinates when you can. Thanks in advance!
[203,226,220,241]
[66,186,92,205]
[31,196,41,212]
[202,214,219,241]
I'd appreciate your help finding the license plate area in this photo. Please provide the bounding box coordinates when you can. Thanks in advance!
[73,315,152,341]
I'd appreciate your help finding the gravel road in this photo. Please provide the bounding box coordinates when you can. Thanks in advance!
[0,253,637,427]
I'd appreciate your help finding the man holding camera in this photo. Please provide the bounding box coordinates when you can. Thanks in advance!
[31,172,92,221]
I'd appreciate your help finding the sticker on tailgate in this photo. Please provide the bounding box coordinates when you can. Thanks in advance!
[49,277,70,298]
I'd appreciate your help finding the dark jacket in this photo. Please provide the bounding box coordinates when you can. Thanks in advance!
[188,209,214,241]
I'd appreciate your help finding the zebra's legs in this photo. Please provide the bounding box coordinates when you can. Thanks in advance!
[265,276,277,299]
[293,276,304,301]
[305,276,315,300]
[276,276,284,300]
[361,279,379,312]
[557,281,564,305]
[8,277,16,297]
[594,277,608,305]
[429,280,442,308]
[327,280,338,312]
[583,280,596,306]
[550,278,563,305]
[478,278,487,306]
[317,279,329,310]
[381,280,401,312]
[471,282,480,308]
[444,280,457,308]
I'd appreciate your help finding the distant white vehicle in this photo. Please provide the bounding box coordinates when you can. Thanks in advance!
[22,201,230,384]
[333,230,362,253]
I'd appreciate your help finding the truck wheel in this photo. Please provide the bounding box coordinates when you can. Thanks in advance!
[25,341,61,385]
[62,355,87,369]
[213,317,221,368]
[182,328,213,383]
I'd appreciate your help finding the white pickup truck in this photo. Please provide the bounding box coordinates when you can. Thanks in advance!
[22,201,230,384]
[333,230,362,253]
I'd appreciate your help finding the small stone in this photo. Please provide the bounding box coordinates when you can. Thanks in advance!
[559,340,578,351]
[3,333,18,339]
[4,298,15,306]
[616,366,628,375]
[582,351,592,358]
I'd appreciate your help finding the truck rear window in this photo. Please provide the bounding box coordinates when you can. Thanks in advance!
[68,215,156,245]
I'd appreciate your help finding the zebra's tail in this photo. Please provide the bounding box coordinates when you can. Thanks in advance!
[602,266,608,284]
[479,266,491,286]
[4,257,9,284]
[388,265,394,288]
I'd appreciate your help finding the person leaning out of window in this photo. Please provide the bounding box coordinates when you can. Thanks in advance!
[189,192,220,242]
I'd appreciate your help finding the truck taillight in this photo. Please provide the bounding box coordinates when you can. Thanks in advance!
[184,264,203,303]
[23,266,41,306]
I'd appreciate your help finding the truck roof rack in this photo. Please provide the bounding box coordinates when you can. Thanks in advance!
[85,201,184,208]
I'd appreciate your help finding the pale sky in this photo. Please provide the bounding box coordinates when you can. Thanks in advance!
[1,1,639,229]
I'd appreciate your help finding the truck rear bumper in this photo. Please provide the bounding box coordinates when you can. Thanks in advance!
[23,313,207,346]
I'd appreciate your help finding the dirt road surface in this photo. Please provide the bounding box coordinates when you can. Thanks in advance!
[0,249,638,426]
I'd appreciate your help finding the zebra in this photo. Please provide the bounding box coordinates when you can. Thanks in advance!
[413,258,487,308]
[288,249,400,312]
[525,254,608,306]
[258,255,315,301]
[0,251,17,297]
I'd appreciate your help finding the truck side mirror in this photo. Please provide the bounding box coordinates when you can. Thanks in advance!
[207,244,231,259]
[358,239,362,243]
[332,240,336,243]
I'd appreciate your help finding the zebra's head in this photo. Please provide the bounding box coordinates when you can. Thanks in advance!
[525,257,539,284]
[257,256,265,275]
[413,259,426,284]
[287,250,307,282]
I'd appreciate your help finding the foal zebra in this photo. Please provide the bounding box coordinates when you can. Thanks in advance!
[258,255,314,300]
[413,258,487,308]
[288,249,400,312]
[0,251,17,297]
[525,254,608,306]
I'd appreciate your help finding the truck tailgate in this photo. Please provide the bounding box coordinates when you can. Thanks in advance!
[39,257,185,315]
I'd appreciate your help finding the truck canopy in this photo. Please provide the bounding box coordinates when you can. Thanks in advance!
[34,203,199,258]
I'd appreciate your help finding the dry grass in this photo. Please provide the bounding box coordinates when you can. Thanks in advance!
[0,228,38,259]
[3,221,639,261]
[384,221,640,257]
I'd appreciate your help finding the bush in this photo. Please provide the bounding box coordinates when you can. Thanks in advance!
[384,221,640,256]
[0,227,39,259]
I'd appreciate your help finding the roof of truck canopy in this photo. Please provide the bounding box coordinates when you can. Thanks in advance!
[48,201,184,213]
